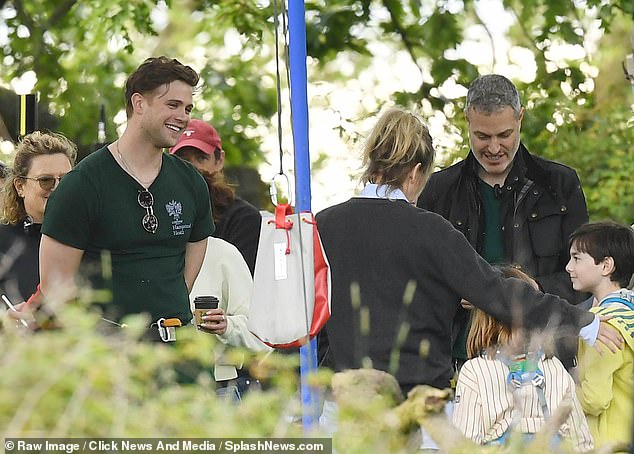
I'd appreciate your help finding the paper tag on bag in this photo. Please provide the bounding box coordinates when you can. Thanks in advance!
[274,242,288,280]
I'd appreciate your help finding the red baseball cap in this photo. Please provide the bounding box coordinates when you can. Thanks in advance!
[169,119,222,155]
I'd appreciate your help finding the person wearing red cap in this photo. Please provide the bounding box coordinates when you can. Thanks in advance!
[170,119,224,174]
[170,119,261,275]
[170,119,265,397]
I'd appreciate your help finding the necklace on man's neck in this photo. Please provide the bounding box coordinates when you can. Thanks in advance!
[115,141,162,190]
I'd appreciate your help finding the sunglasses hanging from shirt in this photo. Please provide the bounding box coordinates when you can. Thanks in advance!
[137,189,158,234]
[116,141,161,234]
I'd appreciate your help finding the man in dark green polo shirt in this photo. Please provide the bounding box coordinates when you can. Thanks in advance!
[36,57,215,328]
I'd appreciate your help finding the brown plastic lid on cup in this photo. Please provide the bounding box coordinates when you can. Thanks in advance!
[194,295,219,309]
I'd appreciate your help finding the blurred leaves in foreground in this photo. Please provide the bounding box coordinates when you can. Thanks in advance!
[0,305,306,438]
[2,304,621,452]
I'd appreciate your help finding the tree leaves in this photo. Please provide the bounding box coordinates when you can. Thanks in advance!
[0,0,632,219]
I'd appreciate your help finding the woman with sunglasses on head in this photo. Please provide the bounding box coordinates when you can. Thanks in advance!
[0,131,76,304]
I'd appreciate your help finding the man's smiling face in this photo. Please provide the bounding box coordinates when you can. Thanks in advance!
[467,105,524,186]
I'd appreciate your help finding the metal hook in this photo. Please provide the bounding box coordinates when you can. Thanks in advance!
[270,172,293,207]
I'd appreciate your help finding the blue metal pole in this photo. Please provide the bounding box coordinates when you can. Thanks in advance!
[288,2,311,211]
[288,0,320,431]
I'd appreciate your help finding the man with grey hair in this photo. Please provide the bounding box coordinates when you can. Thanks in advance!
[418,74,589,370]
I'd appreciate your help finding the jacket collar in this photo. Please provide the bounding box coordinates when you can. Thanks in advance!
[462,143,551,189]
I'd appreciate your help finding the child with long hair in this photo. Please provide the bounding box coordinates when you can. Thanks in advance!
[452,266,593,451]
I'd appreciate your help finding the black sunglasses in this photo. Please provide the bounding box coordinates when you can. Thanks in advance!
[22,175,65,191]
[138,189,158,234]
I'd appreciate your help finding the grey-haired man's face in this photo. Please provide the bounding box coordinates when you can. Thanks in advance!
[466,106,524,186]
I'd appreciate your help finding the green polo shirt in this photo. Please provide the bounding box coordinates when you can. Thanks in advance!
[43,147,214,324]
[478,179,504,264]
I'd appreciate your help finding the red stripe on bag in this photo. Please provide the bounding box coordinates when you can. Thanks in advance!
[251,209,332,349]
[271,213,331,348]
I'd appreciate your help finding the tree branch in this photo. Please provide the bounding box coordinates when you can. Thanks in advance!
[383,1,426,84]
[473,5,496,72]
[11,0,36,32]
[507,4,542,55]
[48,0,78,27]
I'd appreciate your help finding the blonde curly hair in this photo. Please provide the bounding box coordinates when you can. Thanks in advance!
[3,131,77,225]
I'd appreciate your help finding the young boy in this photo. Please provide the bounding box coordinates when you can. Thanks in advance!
[566,221,634,450]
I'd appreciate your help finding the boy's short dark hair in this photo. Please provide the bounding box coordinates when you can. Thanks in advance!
[569,221,634,288]
[125,56,199,117]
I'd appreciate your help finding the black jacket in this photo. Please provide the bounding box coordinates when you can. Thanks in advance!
[213,197,261,276]
[418,144,588,367]
[0,221,41,303]
[418,144,588,301]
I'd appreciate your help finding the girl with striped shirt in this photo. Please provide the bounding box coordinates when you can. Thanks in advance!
[452,266,593,452]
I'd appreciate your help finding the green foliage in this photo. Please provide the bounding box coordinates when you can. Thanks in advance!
[1,303,589,452]
[532,101,634,224]
[0,0,632,217]
[2,1,153,147]
[0,305,306,438]
[0,0,276,166]
[305,2,372,61]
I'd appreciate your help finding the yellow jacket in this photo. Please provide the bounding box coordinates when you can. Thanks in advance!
[577,298,634,450]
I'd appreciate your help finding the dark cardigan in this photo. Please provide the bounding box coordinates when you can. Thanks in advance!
[316,197,593,392]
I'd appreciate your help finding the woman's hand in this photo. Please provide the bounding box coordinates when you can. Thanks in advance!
[595,316,624,355]
[198,308,228,335]
[5,301,37,329]
[460,299,474,310]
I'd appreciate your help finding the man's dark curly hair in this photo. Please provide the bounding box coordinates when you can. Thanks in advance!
[124,56,199,117]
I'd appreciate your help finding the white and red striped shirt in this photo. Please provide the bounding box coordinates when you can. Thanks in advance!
[452,355,593,452]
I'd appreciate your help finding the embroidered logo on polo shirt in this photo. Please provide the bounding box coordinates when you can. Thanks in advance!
[166,200,182,219]
[165,200,191,236]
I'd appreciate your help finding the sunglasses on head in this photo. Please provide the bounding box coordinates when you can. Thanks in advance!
[138,189,158,234]
[22,175,65,191]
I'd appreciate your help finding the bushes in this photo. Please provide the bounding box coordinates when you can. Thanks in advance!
[1,307,600,452]
[0,305,303,438]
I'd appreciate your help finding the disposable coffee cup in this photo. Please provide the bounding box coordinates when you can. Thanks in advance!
[193,296,219,326]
